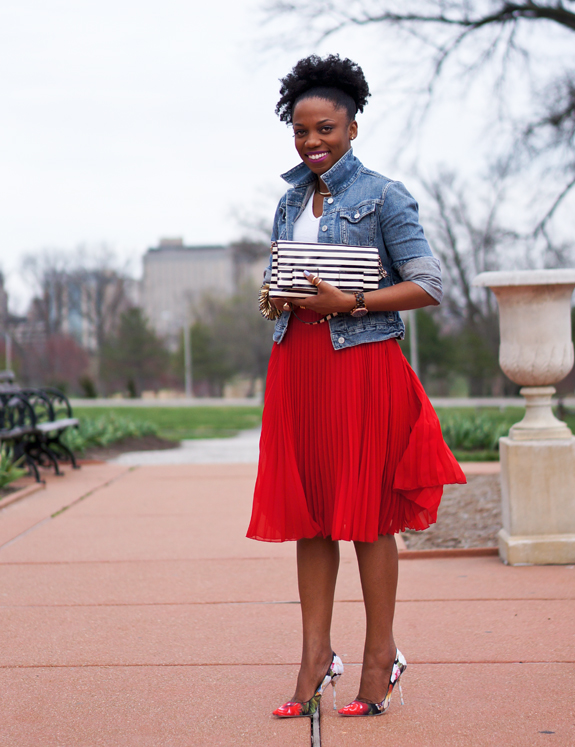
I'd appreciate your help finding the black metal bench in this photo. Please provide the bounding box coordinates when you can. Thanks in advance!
[0,376,80,481]
[0,391,41,481]
[20,388,80,475]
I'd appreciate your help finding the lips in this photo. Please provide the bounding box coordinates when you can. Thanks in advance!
[307,151,329,162]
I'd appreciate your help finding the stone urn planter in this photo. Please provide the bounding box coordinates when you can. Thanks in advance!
[473,269,575,565]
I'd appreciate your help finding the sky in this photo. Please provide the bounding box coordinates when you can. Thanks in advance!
[1,0,573,313]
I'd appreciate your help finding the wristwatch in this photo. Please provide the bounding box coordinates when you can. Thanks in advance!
[350,291,368,318]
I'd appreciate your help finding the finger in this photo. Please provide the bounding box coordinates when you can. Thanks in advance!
[294,295,316,307]
[303,270,319,286]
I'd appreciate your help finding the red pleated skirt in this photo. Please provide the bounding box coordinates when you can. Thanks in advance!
[247,311,466,543]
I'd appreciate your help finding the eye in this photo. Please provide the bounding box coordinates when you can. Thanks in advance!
[321,126,333,133]
[294,129,306,137]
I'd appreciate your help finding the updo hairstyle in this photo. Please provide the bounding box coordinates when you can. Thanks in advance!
[275,54,370,125]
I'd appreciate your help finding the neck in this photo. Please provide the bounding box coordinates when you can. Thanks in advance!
[317,176,331,196]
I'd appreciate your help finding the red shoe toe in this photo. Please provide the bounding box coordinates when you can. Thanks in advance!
[273,702,304,718]
[338,700,371,716]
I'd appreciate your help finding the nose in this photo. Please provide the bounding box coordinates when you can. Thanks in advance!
[305,131,321,148]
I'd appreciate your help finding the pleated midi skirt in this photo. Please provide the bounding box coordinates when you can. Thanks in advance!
[246,311,466,543]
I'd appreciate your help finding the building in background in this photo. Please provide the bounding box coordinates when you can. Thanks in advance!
[0,237,270,390]
[142,238,268,346]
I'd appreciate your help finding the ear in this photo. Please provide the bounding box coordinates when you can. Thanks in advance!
[348,119,358,141]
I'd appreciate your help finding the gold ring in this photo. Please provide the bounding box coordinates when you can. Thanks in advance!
[315,278,323,287]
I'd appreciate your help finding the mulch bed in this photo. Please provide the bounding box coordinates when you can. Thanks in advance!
[80,435,179,461]
[403,474,501,550]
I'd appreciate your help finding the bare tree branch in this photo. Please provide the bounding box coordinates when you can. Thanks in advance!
[534,174,575,233]
[263,0,575,239]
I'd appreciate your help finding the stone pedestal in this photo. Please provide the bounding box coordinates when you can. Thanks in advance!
[509,387,572,440]
[499,436,575,565]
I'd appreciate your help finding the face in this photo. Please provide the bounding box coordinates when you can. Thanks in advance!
[292,97,357,175]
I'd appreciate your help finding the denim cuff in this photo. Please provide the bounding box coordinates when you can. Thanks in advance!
[397,256,443,303]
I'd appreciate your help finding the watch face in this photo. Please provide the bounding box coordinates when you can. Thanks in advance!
[351,307,368,318]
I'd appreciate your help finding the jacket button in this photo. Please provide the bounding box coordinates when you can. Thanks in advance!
[327,197,334,204]
[322,225,328,232]
[338,336,345,344]
[354,212,360,219]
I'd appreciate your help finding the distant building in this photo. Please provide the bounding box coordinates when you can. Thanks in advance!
[142,237,270,345]
[142,238,235,342]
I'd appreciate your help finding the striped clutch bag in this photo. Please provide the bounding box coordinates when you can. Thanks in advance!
[269,240,386,299]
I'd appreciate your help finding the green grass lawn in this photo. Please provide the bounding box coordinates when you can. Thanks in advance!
[72,404,575,458]
[72,406,264,441]
[435,407,575,461]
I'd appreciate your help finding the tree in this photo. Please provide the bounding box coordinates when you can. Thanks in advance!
[264,1,575,237]
[399,307,457,392]
[210,282,275,388]
[17,334,90,393]
[174,282,275,396]
[175,321,235,397]
[21,246,136,385]
[417,169,524,394]
[22,246,138,391]
[100,308,170,396]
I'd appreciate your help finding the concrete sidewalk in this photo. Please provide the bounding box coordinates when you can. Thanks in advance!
[1,463,574,746]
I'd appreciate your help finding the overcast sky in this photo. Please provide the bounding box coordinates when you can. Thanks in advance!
[1,1,573,313]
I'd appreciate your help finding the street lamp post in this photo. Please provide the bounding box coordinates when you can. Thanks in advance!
[183,323,193,398]
[408,310,419,378]
[4,333,11,372]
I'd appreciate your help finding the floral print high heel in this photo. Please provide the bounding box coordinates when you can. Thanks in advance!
[273,652,344,717]
[338,648,406,717]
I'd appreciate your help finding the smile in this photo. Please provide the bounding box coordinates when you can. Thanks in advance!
[307,152,329,161]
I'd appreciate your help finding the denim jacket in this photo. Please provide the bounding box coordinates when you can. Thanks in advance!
[265,148,442,350]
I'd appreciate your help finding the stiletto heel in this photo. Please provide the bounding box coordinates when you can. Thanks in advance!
[338,648,406,717]
[273,653,344,718]
[331,670,341,710]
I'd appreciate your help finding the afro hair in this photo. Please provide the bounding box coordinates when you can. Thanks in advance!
[276,54,370,124]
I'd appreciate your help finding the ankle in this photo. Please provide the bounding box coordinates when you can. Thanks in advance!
[292,651,335,703]
[301,646,333,670]
[362,642,396,669]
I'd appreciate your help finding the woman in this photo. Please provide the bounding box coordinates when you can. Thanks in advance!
[247,54,466,719]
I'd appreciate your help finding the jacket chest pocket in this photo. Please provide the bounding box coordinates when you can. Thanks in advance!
[339,203,377,246]
[277,204,288,240]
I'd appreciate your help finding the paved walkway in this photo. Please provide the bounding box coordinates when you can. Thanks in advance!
[110,430,506,469]
[1,463,574,746]
[111,428,262,465]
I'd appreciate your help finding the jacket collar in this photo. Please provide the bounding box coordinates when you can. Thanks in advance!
[280,148,361,195]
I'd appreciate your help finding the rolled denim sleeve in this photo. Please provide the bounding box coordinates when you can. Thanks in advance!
[380,181,433,261]
[397,256,443,303]
[379,180,442,302]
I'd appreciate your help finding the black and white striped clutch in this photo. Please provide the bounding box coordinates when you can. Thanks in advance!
[269,240,386,299]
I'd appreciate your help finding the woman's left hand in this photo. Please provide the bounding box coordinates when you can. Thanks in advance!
[291,271,356,315]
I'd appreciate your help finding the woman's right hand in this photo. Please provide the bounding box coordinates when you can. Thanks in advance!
[271,297,293,312]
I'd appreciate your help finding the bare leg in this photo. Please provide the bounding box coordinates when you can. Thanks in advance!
[353,534,398,703]
[292,536,340,702]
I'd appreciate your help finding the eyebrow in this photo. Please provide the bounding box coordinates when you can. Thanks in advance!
[293,118,336,127]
